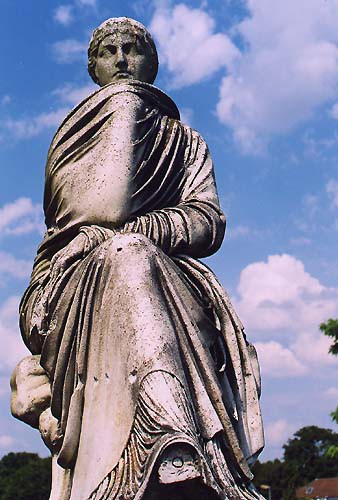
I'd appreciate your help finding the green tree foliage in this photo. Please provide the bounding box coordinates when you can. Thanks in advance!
[283,426,338,482]
[252,458,288,500]
[319,319,338,454]
[1,426,338,500]
[252,426,338,500]
[0,452,51,500]
[320,318,338,356]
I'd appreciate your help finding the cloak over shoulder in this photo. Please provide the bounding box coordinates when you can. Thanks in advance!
[20,81,264,500]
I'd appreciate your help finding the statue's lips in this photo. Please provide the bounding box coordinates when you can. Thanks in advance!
[113,71,132,79]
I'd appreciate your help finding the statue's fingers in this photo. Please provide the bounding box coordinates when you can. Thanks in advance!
[39,408,62,453]
[31,381,52,406]
[22,372,50,390]
[12,355,45,381]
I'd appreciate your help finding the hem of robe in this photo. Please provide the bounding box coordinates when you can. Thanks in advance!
[22,233,264,498]
[68,371,263,500]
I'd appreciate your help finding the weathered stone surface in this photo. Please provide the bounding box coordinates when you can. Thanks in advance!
[11,16,264,500]
[10,355,50,429]
[158,444,201,484]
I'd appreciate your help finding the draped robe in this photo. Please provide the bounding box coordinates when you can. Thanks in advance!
[20,81,264,500]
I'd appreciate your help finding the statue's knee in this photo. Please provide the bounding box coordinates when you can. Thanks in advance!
[103,233,157,279]
[109,233,155,259]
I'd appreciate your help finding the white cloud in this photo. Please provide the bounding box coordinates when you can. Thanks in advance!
[255,340,307,378]
[289,236,311,246]
[227,224,251,239]
[52,83,97,106]
[54,5,73,26]
[239,254,319,307]
[255,341,307,378]
[330,102,338,119]
[150,3,239,88]
[2,83,94,141]
[326,179,338,208]
[324,387,338,399]
[0,296,29,372]
[0,198,43,236]
[0,435,15,449]
[1,95,11,105]
[76,0,97,6]
[0,252,31,283]
[265,419,296,448]
[216,0,338,153]
[303,194,319,215]
[52,39,87,64]
[3,108,68,139]
[302,129,338,160]
[291,330,337,368]
[0,376,10,397]
[235,254,338,377]
[180,107,194,127]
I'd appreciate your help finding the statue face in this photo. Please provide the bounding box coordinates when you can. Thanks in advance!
[94,31,150,86]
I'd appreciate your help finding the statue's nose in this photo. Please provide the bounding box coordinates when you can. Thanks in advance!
[116,48,127,67]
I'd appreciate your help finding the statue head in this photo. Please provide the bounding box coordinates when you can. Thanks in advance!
[88,17,159,86]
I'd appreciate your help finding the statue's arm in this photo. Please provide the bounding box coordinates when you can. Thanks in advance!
[122,130,226,258]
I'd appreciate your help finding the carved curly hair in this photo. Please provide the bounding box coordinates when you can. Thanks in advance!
[88,17,159,85]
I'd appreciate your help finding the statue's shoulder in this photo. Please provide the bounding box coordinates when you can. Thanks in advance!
[168,119,210,167]
[168,118,201,140]
[181,120,209,150]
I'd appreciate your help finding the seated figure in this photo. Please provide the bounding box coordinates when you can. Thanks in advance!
[11,17,264,500]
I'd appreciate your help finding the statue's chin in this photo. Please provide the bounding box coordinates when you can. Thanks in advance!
[99,73,134,86]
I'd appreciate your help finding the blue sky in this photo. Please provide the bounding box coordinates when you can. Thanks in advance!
[1,0,338,463]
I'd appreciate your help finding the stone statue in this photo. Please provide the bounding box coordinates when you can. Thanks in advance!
[10,17,264,500]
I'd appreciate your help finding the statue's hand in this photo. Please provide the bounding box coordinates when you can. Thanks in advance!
[11,355,51,429]
[50,232,87,279]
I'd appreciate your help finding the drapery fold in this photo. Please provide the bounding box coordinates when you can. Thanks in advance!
[19,81,263,500]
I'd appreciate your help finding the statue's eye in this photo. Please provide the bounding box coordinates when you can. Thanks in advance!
[99,45,116,57]
[123,43,132,54]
